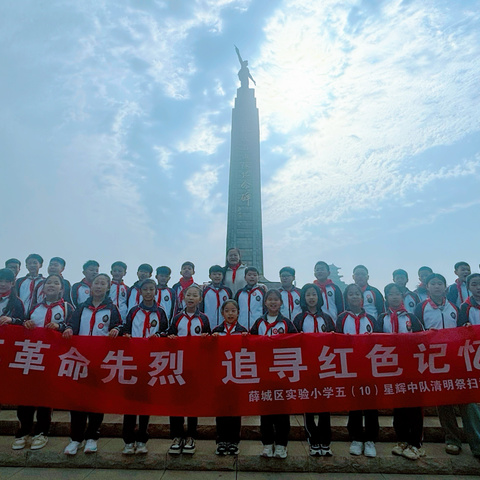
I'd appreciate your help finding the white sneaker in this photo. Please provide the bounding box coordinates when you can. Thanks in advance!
[309,444,321,456]
[135,442,148,454]
[320,444,333,457]
[182,437,196,454]
[349,440,363,455]
[402,445,420,460]
[392,441,407,456]
[122,443,135,455]
[30,434,48,450]
[84,439,97,453]
[364,441,376,458]
[12,436,28,450]
[261,444,274,458]
[64,440,84,456]
[274,445,287,458]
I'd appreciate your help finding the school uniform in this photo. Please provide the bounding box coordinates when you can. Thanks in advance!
[109,280,129,320]
[314,280,344,320]
[414,284,429,303]
[294,310,335,449]
[127,281,143,313]
[336,309,380,443]
[352,285,384,320]
[447,280,470,309]
[401,289,420,314]
[235,284,266,330]
[71,279,91,308]
[28,300,74,332]
[155,286,176,324]
[414,298,480,456]
[279,287,302,321]
[459,297,480,326]
[15,274,44,313]
[0,291,25,325]
[224,264,247,295]
[32,277,73,306]
[201,284,232,328]
[212,320,248,446]
[378,307,424,449]
[250,313,297,447]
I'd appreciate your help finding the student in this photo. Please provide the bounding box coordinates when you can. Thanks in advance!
[154,266,176,324]
[337,283,379,458]
[459,273,480,326]
[167,284,211,455]
[224,247,247,295]
[12,274,74,451]
[5,258,21,280]
[127,264,153,312]
[121,279,168,455]
[33,257,72,305]
[351,265,384,320]
[202,265,232,328]
[0,268,25,326]
[110,261,129,320]
[414,273,480,458]
[278,266,302,321]
[172,261,196,314]
[250,289,297,459]
[15,254,44,313]
[313,261,344,320]
[378,283,425,460]
[235,267,266,330]
[446,261,471,308]
[212,299,247,455]
[62,273,122,456]
[71,260,99,308]
[293,283,335,457]
[392,269,420,314]
[414,266,433,303]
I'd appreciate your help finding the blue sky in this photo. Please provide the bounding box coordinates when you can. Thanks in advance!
[1,0,479,290]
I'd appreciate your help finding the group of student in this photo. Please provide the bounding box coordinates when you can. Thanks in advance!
[0,248,480,462]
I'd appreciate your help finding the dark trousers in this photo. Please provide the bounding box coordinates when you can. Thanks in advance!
[216,416,241,444]
[347,410,379,442]
[304,412,331,446]
[70,411,104,442]
[393,407,423,448]
[170,416,198,439]
[16,406,52,438]
[122,415,150,444]
[260,414,290,446]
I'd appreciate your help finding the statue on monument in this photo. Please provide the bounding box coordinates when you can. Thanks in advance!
[235,45,256,88]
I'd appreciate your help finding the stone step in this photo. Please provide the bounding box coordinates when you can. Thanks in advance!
[0,437,478,475]
[0,411,453,443]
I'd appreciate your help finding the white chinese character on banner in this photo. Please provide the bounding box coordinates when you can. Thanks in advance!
[413,343,450,374]
[286,389,297,400]
[269,348,307,383]
[101,350,137,385]
[384,384,394,395]
[318,346,357,378]
[148,351,185,386]
[222,348,260,384]
[274,390,284,400]
[458,340,480,372]
[455,379,466,390]
[366,344,403,377]
[298,388,309,400]
[335,386,346,397]
[261,390,273,401]
[467,378,479,389]
[249,390,260,402]
[9,340,51,374]
[58,347,90,380]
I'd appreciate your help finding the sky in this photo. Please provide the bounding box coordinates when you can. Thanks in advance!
[1,0,480,290]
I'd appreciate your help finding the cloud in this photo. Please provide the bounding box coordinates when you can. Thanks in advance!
[185,164,222,202]
[154,145,173,171]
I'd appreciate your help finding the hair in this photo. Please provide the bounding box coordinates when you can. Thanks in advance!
[466,273,480,290]
[49,257,66,267]
[279,266,295,276]
[344,283,364,310]
[264,289,283,304]
[245,266,259,276]
[314,261,330,272]
[83,260,100,270]
[138,263,153,274]
[384,282,402,297]
[392,269,408,279]
[140,278,157,291]
[221,299,239,314]
[353,265,368,274]
[454,261,470,271]
[0,268,15,282]
[184,284,202,297]
[26,253,43,265]
[5,258,21,267]
[209,265,225,275]
[156,266,172,275]
[111,261,127,271]
[91,273,111,288]
[299,283,324,314]
[418,266,433,274]
[181,261,195,270]
[425,273,446,287]
[44,274,65,300]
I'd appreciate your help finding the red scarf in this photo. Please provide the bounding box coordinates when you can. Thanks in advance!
[264,316,282,336]
[466,297,480,309]
[247,287,260,313]
[230,263,241,285]
[0,290,11,300]
[184,311,196,336]
[307,312,320,333]
[178,277,194,303]
[388,304,407,333]
[225,321,237,335]
[82,278,92,287]
[142,310,152,337]
[87,304,105,335]
[345,311,365,334]
[44,300,64,326]
[456,279,466,304]
[314,279,334,310]
[112,280,125,304]
[427,297,446,309]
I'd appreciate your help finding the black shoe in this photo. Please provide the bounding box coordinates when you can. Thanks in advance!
[228,443,239,455]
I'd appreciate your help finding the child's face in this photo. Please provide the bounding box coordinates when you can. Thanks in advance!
[347,287,363,309]
[280,272,294,289]
[210,271,224,285]
[469,277,480,300]
[156,273,170,287]
[265,294,282,315]
[141,283,156,303]
[227,250,240,266]
[26,258,41,276]
[6,263,20,277]
[0,279,13,294]
[44,276,63,299]
[111,266,126,282]
[48,261,64,276]
[184,288,201,309]
[137,269,151,281]
[305,287,318,309]
[427,278,446,299]
[84,265,99,283]
[418,269,431,284]
[91,276,109,298]
[352,268,368,288]
[386,288,403,309]
[180,264,194,279]
[314,264,329,283]
[245,271,258,286]
[455,265,471,281]
[222,303,239,324]
[393,274,408,288]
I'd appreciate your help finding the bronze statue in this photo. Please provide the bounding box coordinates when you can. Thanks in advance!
[235,45,256,88]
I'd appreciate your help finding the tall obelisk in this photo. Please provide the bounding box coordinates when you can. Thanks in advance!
[226,48,264,275]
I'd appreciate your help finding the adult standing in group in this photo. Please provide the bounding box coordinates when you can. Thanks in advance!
[224,248,247,296]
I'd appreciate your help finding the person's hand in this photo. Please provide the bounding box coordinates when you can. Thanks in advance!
[0,316,12,326]
[124,333,132,338]
[168,334,177,339]
[45,322,59,330]
[109,329,119,338]
[201,332,209,337]
[241,332,248,336]
[62,329,73,339]
[24,320,36,330]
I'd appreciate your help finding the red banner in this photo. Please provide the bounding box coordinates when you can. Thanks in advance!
[1,326,480,416]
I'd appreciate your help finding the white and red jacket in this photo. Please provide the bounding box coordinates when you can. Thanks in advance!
[293,311,336,333]
[155,286,176,324]
[447,280,470,309]
[377,308,423,333]
[211,320,248,336]
[16,274,44,313]
[123,302,168,337]
[336,309,379,334]
[201,284,232,328]
[71,279,92,308]
[250,313,297,336]
[414,298,458,330]
[279,286,302,321]
[28,300,74,332]
[235,284,266,330]
[0,291,25,325]
[350,285,384,320]
[110,280,129,320]
[314,280,344,320]
[167,308,211,336]
[223,264,247,295]
[459,297,480,326]
[127,281,143,312]
[414,284,429,303]
[402,289,420,314]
